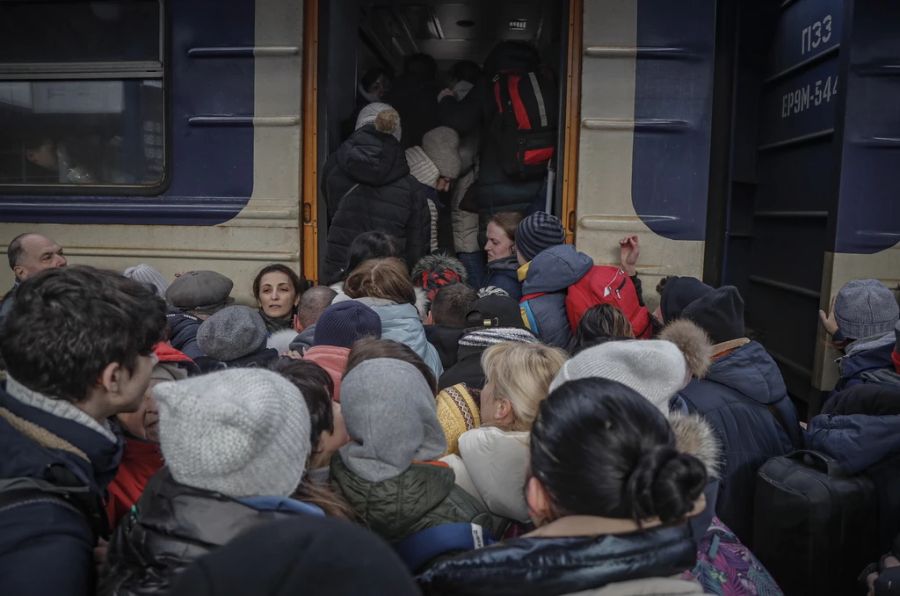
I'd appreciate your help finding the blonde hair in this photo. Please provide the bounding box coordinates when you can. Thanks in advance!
[481,342,567,431]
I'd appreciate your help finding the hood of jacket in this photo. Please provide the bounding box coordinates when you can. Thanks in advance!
[705,341,787,407]
[521,244,593,294]
[331,457,455,540]
[101,467,312,595]
[839,331,895,381]
[289,324,317,352]
[416,521,698,596]
[336,125,409,187]
[359,298,443,376]
[425,325,466,370]
[808,383,900,474]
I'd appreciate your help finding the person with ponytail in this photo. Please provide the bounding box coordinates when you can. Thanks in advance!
[418,378,708,595]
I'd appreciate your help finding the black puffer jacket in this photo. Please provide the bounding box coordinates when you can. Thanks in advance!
[99,468,319,595]
[321,125,430,285]
[417,521,699,596]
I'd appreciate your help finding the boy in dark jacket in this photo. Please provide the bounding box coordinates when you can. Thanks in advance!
[0,266,167,596]
[425,283,477,370]
[672,283,802,546]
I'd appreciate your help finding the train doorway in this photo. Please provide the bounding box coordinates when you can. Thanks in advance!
[303,0,575,282]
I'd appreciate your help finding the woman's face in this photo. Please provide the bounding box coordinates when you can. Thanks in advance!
[116,379,162,442]
[258,271,299,319]
[485,222,515,262]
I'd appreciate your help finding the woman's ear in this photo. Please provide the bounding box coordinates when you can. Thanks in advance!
[526,476,554,527]
[497,398,515,426]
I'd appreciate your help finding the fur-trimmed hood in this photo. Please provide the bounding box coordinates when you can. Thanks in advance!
[670,413,721,480]
[659,319,714,380]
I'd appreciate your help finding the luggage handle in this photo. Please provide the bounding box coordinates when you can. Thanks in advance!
[786,449,848,477]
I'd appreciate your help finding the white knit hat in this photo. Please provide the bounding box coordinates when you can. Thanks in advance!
[405,146,440,188]
[123,264,168,299]
[549,340,688,413]
[355,102,402,142]
[153,368,311,498]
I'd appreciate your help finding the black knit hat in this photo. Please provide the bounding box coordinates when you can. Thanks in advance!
[313,301,382,348]
[681,285,745,344]
[515,211,565,262]
[660,276,713,322]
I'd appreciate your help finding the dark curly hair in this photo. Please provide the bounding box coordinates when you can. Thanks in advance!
[0,266,167,402]
[252,264,308,303]
[531,378,707,525]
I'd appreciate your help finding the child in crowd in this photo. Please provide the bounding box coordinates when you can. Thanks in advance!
[424,282,477,370]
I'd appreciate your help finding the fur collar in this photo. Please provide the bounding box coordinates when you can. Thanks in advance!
[669,413,721,480]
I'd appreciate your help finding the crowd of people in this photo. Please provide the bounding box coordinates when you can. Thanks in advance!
[1,223,899,596]
[0,38,898,596]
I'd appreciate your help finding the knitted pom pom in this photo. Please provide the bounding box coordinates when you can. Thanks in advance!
[375,109,400,135]
[659,319,713,379]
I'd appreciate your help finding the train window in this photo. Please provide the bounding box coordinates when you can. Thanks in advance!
[0,0,165,190]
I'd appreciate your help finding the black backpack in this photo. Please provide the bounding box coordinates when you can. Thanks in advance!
[753,450,879,596]
[490,69,558,180]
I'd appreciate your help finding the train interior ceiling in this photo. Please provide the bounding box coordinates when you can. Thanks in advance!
[319,0,566,156]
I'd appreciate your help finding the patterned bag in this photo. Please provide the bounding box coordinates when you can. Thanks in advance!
[685,516,783,595]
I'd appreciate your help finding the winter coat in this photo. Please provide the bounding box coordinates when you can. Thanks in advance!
[303,345,350,402]
[520,245,593,349]
[387,74,441,149]
[330,457,506,544]
[0,379,121,596]
[99,467,322,596]
[353,297,443,377]
[834,331,897,393]
[438,327,537,390]
[288,325,317,353]
[484,256,522,300]
[674,340,801,545]
[441,427,531,522]
[165,309,204,361]
[416,514,702,596]
[106,437,164,529]
[807,383,900,551]
[321,125,430,285]
[425,325,466,370]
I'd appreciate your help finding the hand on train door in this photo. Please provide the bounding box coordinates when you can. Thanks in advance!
[619,235,640,276]
[818,296,839,336]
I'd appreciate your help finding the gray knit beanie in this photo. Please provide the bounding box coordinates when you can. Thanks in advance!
[516,211,565,262]
[197,305,267,362]
[422,126,462,178]
[339,358,446,482]
[549,340,688,413]
[153,368,311,498]
[123,264,168,299]
[355,102,402,142]
[405,146,440,188]
[834,279,899,340]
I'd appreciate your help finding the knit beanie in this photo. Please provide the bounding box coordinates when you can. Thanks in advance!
[435,383,481,456]
[197,305,267,362]
[313,301,382,348]
[515,211,565,262]
[550,339,688,413]
[660,276,713,322]
[168,517,420,596]
[681,285,745,345]
[355,102,402,142]
[339,359,446,482]
[458,327,537,348]
[123,264,168,299]
[422,126,462,178]
[153,368,311,498]
[405,146,440,188]
[834,279,900,340]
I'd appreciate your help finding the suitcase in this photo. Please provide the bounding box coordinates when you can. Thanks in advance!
[753,450,878,596]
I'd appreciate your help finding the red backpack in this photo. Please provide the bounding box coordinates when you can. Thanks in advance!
[565,266,652,338]
[490,69,558,180]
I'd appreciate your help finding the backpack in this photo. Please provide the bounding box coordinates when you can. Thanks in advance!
[753,450,879,596]
[565,266,652,338]
[490,69,557,180]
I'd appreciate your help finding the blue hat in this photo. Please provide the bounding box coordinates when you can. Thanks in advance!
[515,211,565,262]
[313,301,382,348]
[834,279,899,340]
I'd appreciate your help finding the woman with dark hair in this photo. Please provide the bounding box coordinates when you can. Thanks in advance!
[253,264,307,333]
[572,303,635,353]
[482,211,523,299]
[343,258,443,377]
[418,378,708,595]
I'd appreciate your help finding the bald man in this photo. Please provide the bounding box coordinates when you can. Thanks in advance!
[1,233,67,324]
[289,285,338,352]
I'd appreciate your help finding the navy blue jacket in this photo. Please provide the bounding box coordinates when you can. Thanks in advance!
[0,383,122,596]
[166,309,203,361]
[835,331,896,393]
[675,341,801,545]
[483,256,522,300]
[808,383,900,551]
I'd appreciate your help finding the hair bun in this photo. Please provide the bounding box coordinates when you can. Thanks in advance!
[626,446,707,524]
